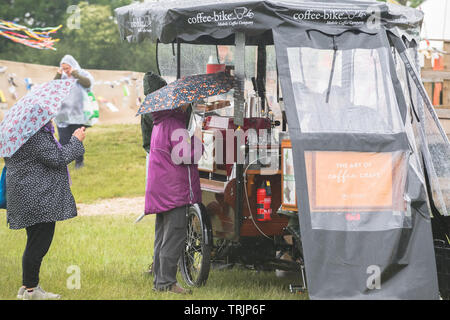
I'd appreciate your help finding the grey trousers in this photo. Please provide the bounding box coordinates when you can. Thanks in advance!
[153,205,187,290]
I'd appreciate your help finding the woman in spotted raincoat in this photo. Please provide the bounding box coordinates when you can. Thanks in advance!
[4,121,86,300]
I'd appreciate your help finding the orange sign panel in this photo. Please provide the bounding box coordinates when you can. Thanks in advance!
[305,151,406,212]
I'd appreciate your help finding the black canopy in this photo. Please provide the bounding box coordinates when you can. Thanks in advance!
[114,0,423,45]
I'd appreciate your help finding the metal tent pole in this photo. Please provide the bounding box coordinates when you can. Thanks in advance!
[234,33,245,127]
[257,44,266,112]
[176,39,181,79]
[234,32,245,240]
[156,39,161,76]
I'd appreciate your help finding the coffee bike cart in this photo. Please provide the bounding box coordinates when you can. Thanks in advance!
[116,0,450,298]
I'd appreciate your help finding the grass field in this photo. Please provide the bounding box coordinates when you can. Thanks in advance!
[0,124,308,300]
[0,214,306,300]
[68,124,147,203]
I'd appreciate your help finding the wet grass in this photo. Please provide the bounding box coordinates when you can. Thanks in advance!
[68,124,147,204]
[0,214,307,300]
[0,124,308,300]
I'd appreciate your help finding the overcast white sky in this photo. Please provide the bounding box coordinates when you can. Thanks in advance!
[419,0,450,40]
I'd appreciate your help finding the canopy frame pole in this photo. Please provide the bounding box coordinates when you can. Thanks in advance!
[388,32,449,144]
[176,39,181,79]
[234,33,245,127]
[257,44,266,112]
[234,32,246,241]
[156,39,161,76]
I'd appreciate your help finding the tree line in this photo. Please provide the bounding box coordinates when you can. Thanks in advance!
[0,0,157,73]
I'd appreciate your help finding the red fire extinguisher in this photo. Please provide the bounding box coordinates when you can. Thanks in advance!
[256,181,272,222]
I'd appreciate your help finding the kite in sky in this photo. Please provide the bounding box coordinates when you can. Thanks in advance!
[0,19,62,50]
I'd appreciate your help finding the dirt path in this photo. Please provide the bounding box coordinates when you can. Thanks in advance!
[76,196,145,216]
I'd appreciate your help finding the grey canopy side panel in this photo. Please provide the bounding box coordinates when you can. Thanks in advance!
[114,0,441,300]
[388,33,449,145]
[388,32,450,217]
[273,23,439,299]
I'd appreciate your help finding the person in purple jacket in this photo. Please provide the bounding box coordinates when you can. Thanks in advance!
[145,103,203,294]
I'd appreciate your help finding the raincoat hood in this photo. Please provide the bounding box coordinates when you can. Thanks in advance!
[60,54,81,70]
[55,55,95,127]
[58,54,94,90]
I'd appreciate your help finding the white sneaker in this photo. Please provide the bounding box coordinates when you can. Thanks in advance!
[22,286,61,300]
[17,286,26,299]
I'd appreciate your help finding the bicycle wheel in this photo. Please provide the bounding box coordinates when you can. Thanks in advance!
[179,203,212,287]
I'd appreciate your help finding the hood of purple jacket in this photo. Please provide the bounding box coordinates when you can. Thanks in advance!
[145,109,202,214]
[151,109,186,125]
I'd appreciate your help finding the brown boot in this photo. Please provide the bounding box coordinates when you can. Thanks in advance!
[169,283,192,295]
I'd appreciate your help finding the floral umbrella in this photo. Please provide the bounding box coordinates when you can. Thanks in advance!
[0,79,76,157]
[136,72,235,115]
